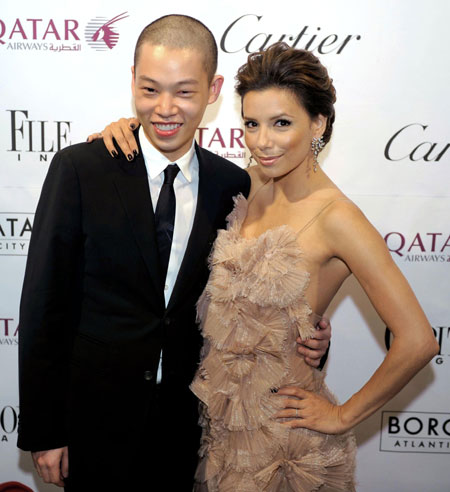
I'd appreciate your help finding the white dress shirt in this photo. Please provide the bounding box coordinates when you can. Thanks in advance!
[139,126,199,381]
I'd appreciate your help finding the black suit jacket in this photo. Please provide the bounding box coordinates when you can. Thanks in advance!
[18,133,250,487]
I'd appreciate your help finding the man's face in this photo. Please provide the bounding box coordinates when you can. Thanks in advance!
[132,43,223,162]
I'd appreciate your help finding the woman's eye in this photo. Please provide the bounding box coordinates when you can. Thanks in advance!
[145,87,156,93]
[275,119,291,127]
[244,121,257,128]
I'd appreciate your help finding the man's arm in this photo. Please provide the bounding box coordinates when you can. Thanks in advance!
[18,149,83,483]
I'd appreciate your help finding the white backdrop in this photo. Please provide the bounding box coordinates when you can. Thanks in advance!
[1,1,449,490]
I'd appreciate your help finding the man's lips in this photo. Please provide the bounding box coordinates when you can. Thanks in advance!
[152,122,182,137]
[257,155,282,166]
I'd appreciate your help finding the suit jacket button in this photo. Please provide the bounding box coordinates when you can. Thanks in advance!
[144,370,153,381]
[164,317,171,326]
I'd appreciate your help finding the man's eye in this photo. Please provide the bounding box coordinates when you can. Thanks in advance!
[145,87,156,93]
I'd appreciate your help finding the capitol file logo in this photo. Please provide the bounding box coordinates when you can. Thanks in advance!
[0,213,33,256]
[385,326,449,367]
[6,109,71,163]
[84,12,129,51]
[380,411,450,454]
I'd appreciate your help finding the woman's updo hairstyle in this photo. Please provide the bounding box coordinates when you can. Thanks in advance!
[235,42,336,145]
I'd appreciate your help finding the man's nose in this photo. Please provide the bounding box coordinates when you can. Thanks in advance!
[156,93,176,117]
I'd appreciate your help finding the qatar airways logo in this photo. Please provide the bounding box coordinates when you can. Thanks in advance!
[84,12,129,51]
[0,318,18,347]
[0,12,129,52]
[384,232,450,263]
[197,126,247,161]
[0,317,19,347]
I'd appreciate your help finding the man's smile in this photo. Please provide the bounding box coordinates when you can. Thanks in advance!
[152,122,183,137]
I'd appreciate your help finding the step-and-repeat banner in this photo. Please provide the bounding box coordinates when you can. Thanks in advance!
[1,1,449,490]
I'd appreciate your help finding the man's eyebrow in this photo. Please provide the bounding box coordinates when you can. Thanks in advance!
[137,75,200,86]
[176,79,200,86]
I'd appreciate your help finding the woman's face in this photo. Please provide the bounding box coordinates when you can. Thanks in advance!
[242,87,325,178]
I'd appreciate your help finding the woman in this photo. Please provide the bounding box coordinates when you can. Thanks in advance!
[90,43,438,491]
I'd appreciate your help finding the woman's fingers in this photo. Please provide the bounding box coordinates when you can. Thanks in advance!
[86,117,140,160]
[277,386,309,398]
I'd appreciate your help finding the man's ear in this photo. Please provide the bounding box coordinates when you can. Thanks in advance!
[208,75,225,104]
[131,66,136,97]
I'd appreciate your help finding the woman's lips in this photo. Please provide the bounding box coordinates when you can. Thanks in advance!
[257,155,281,166]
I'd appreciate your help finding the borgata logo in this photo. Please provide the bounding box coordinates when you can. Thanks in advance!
[380,411,450,454]
[84,12,129,51]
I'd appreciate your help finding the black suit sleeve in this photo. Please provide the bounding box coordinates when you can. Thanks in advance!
[318,344,330,370]
[18,149,83,451]
[242,170,251,199]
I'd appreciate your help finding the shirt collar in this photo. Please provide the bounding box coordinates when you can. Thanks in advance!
[139,126,196,182]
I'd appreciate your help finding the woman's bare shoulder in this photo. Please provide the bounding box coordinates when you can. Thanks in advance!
[319,194,389,261]
[323,195,369,229]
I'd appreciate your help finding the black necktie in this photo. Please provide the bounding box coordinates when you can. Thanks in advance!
[155,164,180,282]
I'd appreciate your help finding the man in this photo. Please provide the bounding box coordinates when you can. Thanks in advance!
[18,15,329,491]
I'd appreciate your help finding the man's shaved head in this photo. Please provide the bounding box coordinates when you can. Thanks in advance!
[134,15,218,83]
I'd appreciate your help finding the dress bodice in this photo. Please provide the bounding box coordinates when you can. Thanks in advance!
[191,194,356,492]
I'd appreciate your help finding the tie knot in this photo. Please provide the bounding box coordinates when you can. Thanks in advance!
[163,164,180,185]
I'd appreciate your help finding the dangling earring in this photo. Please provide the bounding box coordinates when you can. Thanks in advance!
[311,136,325,172]
[247,154,253,168]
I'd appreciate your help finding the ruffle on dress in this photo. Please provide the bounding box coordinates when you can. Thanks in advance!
[191,194,356,491]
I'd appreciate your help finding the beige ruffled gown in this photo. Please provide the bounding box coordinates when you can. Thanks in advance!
[191,194,356,491]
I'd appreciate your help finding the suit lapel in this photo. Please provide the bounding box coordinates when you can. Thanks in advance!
[113,149,165,308]
[167,145,222,311]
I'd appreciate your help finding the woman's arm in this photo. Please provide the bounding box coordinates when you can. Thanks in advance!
[86,117,140,160]
[276,201,439,434]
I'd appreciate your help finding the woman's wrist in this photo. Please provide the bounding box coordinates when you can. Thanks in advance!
[338,400,359,433]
